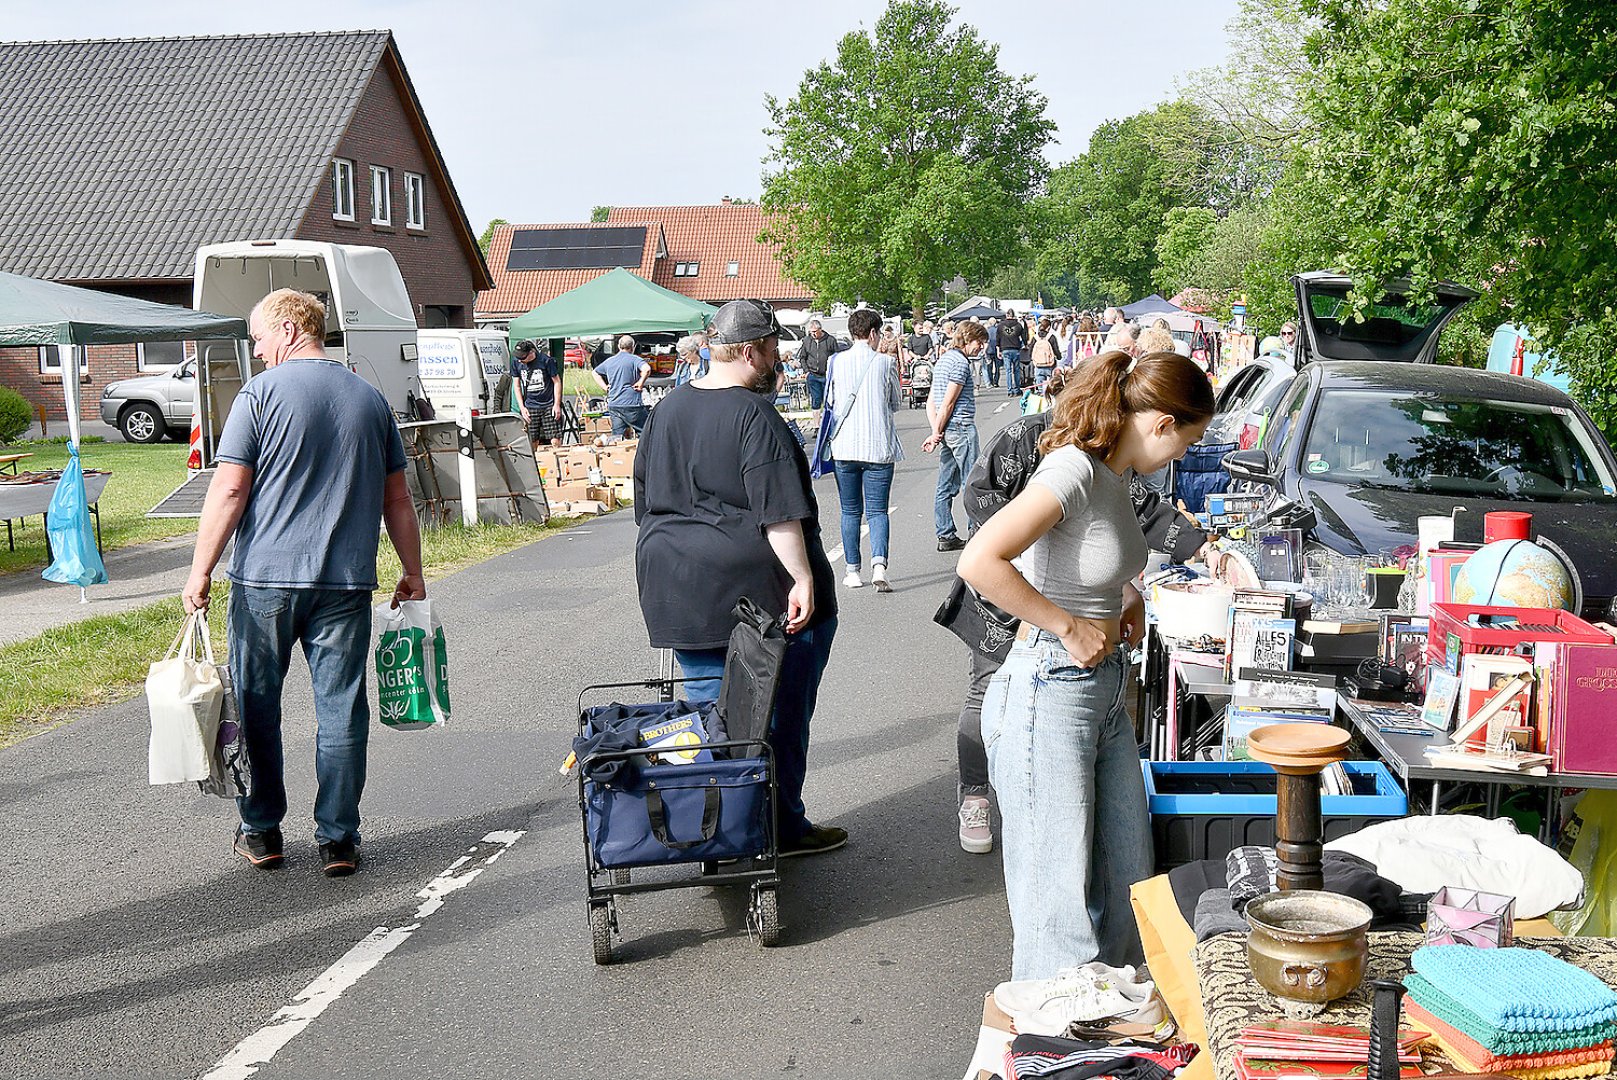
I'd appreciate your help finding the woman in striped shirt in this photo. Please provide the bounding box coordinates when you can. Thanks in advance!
[828,308,904,592]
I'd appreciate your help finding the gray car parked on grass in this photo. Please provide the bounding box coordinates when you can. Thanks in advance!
[99,358,195,442]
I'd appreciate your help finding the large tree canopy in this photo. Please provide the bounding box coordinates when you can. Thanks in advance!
[760,1,1053,314]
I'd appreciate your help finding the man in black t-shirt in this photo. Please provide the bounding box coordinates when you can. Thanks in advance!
[997,310,1026,394]
[510,340,563,446]
[633,298,846,858]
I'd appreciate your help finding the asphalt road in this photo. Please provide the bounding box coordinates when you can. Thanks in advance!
[0,394,1026,1080]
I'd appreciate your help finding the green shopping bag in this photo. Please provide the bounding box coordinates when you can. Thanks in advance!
[375,599,450,729]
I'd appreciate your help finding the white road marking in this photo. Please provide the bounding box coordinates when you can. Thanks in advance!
[824,505,896,564]
[994,401,1011,414]
[200,830,526,1080]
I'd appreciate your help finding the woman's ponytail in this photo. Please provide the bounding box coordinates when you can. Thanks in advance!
[1038,350,1214,457]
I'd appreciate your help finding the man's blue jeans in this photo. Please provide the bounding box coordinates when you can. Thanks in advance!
[981,635,1150,978]
[832,460,894,569]
[806,372,827,410]
[934,425,979,539]
[609,404,649,439]
[985,353,1001,386]
[1002,348,1024,392]
[674,615,838,843]
[229,585,373,845]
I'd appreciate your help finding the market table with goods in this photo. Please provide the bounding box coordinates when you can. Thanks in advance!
[959,502,1617,1080]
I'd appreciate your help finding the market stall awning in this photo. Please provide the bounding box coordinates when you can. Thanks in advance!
[0,270,249,346]
[506,267,716,342]
[1121,294,1183,319]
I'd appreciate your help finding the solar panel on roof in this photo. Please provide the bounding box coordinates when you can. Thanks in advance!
[506,226,646,271]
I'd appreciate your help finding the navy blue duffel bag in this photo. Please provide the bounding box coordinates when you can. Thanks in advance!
[585,756,771,869]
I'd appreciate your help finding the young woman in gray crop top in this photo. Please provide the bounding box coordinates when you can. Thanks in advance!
[957,350,1214,980]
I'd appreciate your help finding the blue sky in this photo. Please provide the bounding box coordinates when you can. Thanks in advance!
[14,1,1240,228]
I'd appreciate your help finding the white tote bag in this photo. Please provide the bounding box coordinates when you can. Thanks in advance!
[147,610,225,784]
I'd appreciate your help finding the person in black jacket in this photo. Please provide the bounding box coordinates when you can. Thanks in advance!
[950,366,1209,855]
[797,320,845,410]
[997,311,1027,395]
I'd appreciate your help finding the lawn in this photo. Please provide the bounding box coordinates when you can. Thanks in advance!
[0,437,197,575]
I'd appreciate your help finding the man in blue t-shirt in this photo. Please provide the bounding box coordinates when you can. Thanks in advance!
[183,288,424,878]
[924,321,985,550]
[593,335,651,438]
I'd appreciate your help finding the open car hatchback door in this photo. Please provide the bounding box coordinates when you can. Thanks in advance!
[1292,271,1478,364]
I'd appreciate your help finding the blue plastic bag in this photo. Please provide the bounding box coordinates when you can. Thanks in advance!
[41,444,108,588]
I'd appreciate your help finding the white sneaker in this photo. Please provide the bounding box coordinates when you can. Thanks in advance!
[993,963,1167,1036]
[870,562,892,592]
[842,568,865,589]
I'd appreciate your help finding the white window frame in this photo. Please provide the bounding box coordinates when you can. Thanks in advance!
[725,261,740,277]
[404,172,426,229]
[370,165,392,225]
[674,262,701,278]
[137,340,189,372]
[38,346,88,375]
[332,159,355,221]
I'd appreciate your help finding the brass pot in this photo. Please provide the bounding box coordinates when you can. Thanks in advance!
[1245,891,1372,1009]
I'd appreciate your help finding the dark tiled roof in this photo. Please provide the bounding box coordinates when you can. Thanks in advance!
[0,31,389,282]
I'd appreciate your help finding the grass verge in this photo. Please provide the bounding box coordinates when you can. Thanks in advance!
[0,516,583,748]
[0,438,198,576]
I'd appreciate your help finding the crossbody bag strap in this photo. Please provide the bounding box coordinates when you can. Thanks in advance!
[829,354,879,440]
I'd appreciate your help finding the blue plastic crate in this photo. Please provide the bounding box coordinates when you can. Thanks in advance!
[1141,760,1407,870]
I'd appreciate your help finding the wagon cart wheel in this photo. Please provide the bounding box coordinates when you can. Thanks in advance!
[751,885,781,948]
[588,901,615,965]
[611,868,631,887]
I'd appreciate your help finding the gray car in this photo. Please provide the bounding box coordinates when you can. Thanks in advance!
[99,358,195,442]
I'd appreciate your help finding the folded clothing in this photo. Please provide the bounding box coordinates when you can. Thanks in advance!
[1420,1026,1613,1080]
[1405,974,1614,1054]
[1001,1034,1195,1080]
[1411,945,1617,1031]
[1405,1000,1616,1071]
[1193,889,1249,942]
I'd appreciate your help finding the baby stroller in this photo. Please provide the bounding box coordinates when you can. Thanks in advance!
[906,358,933,409]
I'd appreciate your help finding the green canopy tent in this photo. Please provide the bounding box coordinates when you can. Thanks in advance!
[0,270,249,446]
[506,267,716,342]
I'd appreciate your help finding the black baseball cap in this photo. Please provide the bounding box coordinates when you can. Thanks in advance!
[708,299,782,344]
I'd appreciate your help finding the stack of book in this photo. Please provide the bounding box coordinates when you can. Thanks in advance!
[1224,667,1336,761]
[1233,1020,1427,1080]
[1225,589,1296,679]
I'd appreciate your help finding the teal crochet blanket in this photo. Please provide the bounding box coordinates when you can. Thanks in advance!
[1405,975,1615,1054]
[1411,945,1617,1031]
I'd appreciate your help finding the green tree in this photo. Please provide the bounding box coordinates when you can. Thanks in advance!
[1153,207,1217,296]
[589,206,611,223]
[477,218,508,258]
[760,0,1053,314]
[1033,102,1221,302]
[1299,0,1617,425]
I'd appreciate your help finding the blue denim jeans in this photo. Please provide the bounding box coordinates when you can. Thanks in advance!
[609,404,649,439]
[674,615,837,843]
[806,372,827,411]
[1002,349,1023,392]
[933,425,979,539]
[981,632,1151,978]
[832,460,893,569]
[229,585,373,846]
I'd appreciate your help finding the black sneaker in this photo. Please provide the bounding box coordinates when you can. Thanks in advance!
[937,535,966,552]
[781,824,848,858]
[319,839,360,878]
[233,827,284,869]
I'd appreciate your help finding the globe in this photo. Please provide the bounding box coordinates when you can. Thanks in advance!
[1453,538,1577,610]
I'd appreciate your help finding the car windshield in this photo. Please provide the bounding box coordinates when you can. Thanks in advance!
[1301,390,1617,502]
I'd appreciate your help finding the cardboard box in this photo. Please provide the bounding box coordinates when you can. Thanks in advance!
[547,480,592,503]
[550,499,608,517]
[585,485,618,510]
[598,445,636,478]
[964,993,1015,1080]
[532,449,563,483]
[561,449,598,482]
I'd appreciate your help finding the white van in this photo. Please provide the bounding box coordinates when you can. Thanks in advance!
[417,329,514,422]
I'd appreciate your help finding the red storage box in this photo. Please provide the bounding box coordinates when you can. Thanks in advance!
[1426,603,1611,668]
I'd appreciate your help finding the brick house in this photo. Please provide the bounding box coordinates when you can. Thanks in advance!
[0,30,491,422]
[475,200,813,325]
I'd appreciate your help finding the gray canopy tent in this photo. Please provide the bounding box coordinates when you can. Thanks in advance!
[0,270,249,446]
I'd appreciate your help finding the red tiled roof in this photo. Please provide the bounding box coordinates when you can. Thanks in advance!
[475,221,665,317]
[605,203,811,304]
